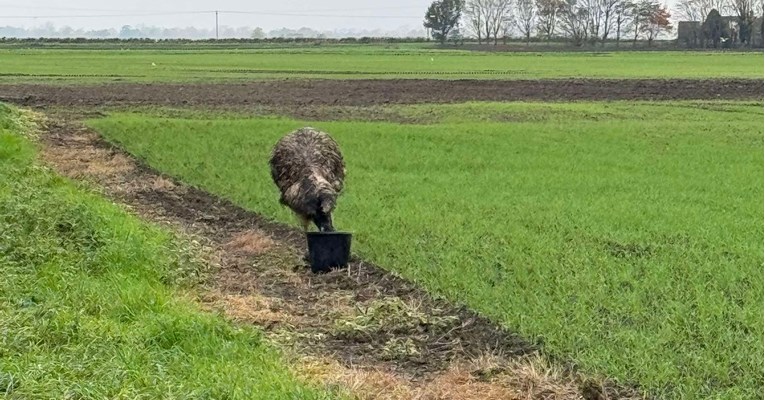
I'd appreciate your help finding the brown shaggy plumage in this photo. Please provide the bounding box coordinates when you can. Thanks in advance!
[269,127,346,232]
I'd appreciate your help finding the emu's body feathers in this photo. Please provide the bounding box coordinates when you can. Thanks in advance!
[269,127,345,232]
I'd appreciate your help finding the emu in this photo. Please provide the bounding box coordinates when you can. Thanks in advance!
[269,127,345,233]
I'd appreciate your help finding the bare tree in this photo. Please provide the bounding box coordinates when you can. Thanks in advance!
[515,0,538,43]
[630,0,648,45]
[613,0,634,46]
[560,0,591,44]
[729,0,759,45]
[563,0,618,45]
[757,0,764,44]
[464,0,487,43]
[599,0,622,43]
[706,0,732,16]
[472,0,495,42]
[675,0,730,22]
[486,0,515,44]
[537,0,564,41]
[675,0,705,20]
[466,0,508,44]
[502,13,516,43]
[585,0,603,44]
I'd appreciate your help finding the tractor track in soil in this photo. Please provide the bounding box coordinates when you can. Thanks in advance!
[1,78,762,109]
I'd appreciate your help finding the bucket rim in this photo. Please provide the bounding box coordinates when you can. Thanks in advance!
[306,231,353,236]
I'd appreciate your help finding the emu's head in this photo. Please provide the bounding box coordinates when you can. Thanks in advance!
[312,192,336,232]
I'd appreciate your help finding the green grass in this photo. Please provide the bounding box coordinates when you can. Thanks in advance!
[0,48,761,83]
[0,104,336,399]
[89,101,764,399]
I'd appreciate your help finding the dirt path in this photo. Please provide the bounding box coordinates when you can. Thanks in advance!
[2,79,762,108]
[37,117,648,400]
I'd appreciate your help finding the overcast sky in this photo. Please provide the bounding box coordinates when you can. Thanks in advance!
[0,0,434,32]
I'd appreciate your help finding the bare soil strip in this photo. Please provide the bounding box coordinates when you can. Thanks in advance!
[38,117,648,399]
[2,79,762,108]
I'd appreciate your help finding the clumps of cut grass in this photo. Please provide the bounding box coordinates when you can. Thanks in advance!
[381,337,421,361]
[293,352,593,400]
[224,229,277,257]
[203,290,300,328]
[40,130,136,182]
[332,297,458,339]
[0,102,40,138]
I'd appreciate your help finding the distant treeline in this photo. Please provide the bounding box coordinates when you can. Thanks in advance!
[0,37,431,44]
[1,36,760,52]
[0,24,426,40]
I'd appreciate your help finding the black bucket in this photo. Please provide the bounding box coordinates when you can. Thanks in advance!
[306,231,352,273]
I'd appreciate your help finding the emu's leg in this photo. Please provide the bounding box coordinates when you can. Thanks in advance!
[298,214,311,264]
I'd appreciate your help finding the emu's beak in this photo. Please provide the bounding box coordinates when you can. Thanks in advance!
[319,222,334,233]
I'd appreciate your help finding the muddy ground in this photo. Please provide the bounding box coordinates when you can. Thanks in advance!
[1,78,762,108]
[36,117,649,400]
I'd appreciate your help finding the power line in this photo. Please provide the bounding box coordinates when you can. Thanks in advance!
[252,6,424,12]
[221,10,421,19]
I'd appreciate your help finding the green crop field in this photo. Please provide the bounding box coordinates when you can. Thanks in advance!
[0,48,762,83]
[88,101,764,399]
[0,104,336,399]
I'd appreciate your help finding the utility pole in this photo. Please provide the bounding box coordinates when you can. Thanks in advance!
[215,10,219,39]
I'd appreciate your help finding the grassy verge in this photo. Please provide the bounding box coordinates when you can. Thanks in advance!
[89,101,764,399]
[0,49,762,83]
[0,104,336,399]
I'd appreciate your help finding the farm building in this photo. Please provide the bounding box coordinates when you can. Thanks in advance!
[677,16,763,48]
